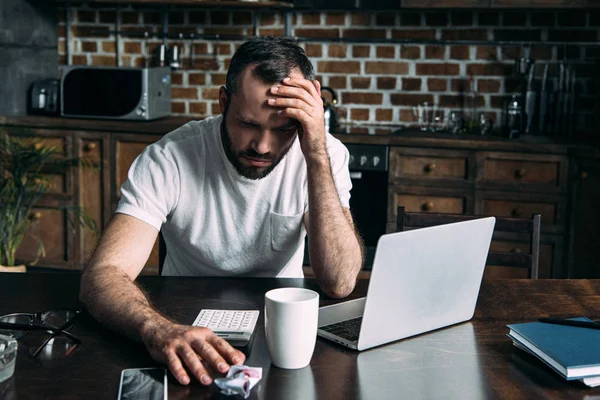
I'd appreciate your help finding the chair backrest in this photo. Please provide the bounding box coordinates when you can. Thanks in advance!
[158,232,166,276]
[396,206,541,279]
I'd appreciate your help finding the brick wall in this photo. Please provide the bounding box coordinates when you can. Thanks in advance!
[58,7,600,136]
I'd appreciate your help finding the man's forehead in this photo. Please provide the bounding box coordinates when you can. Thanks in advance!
[232,67,305,103]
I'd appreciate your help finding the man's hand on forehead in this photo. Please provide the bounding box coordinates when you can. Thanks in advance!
[266,76,327,161]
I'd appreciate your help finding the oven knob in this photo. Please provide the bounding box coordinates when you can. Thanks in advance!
[349,155,355,166]
[360,155,368,166]
[373,156,380,167]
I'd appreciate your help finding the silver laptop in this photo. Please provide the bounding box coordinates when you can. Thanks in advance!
[317,217,495,351]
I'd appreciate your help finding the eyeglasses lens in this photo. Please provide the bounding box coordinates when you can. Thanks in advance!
[35,336,79,359]
[41,310,76,331]
[0,315,31,339]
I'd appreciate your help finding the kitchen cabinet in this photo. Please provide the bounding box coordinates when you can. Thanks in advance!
[51,0,293,8]
[490,0,585,7]
[12,129,113,270]
[4,123,162,274]
[476,152,567,195]
[13,131,75,269]
[389,147,473,187]
[388,186,474,218]
[387,144,569,279]
[47,0,596,8]
[2,116,598,278]
[402,0,490,7]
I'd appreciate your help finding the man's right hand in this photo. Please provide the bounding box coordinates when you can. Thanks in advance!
[141,320,246,386]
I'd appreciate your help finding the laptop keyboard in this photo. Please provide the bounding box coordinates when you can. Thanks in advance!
[320,317,363,342]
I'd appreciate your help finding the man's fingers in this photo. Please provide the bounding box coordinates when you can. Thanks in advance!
[176,343,213,385]
[278,107,310,125]
[208,335,246,365]
[149,325,246,386]
[268,97,313,115]
[190,337,230,374]
[166,350,191,385]
[282,77,320,100]
[271,85,316,107]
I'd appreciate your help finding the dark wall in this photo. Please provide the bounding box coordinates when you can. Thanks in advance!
[0,0,58,116]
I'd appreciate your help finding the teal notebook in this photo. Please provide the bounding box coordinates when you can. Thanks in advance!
[507,318,600,380]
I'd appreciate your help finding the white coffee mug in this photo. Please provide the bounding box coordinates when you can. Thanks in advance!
[264,287,319,369]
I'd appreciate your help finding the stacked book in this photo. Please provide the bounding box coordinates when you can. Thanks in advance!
[507,317,600,387]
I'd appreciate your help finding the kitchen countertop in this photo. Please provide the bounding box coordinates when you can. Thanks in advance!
[1,115,599,156]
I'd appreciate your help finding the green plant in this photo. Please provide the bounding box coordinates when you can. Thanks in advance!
[0,128,98,267]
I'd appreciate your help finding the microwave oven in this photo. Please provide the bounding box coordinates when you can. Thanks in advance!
[60,66,171,120]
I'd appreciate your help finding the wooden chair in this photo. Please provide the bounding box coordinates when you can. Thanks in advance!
[396,206,542,279]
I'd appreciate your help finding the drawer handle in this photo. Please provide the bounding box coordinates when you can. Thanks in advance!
[581,171,589,180]
[30,212,42,220]
[515,168,527,178]
[84,143,97,152]
[424,163,437,173]
[511,248,522,254]
[511,208,523,218]
[422,201,435,211]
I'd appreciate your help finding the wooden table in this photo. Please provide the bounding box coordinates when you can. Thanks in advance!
[1,273,600,399]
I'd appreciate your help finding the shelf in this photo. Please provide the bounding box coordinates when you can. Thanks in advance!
[49,0,600,7]
[51,0,293,9]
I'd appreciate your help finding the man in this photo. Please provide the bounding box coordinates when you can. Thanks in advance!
[79,37,364,386]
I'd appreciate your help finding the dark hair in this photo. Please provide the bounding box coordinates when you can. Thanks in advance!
[225,37,315,98]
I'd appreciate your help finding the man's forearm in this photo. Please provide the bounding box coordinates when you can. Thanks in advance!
[79,265,170,342]
[307,156,363,298]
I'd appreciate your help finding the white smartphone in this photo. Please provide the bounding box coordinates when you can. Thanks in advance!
[117,367,168,400]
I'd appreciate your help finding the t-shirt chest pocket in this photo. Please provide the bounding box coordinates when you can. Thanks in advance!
[270,211,304,252]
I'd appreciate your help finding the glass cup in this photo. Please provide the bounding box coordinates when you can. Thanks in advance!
[0,334,17,383]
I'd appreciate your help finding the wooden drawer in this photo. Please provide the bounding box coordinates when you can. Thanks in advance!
[20,135,68,156]
[490,0,583,7]
[20,131,73,196]
[477,152,567,193]
[403,0,489,6]
[489,236,559,279]
[477,191,566,233]
[483,199,556,224]
[389,147,471,185]
[388,186,473,221]
[15,207,71,267]
[483,265,530,279]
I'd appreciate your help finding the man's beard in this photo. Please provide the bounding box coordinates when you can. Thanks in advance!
[220,115,295,180]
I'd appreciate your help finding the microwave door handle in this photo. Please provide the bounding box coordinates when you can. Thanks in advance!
[38,89,47,109]
[350,172,362,179]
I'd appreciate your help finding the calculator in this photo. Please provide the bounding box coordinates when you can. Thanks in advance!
[192,309,259,347]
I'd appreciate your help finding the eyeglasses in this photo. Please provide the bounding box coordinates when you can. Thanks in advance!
[0,309,82,358]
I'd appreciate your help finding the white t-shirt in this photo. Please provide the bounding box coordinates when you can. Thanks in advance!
[116,115,352,277]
